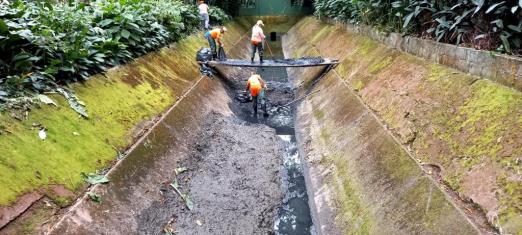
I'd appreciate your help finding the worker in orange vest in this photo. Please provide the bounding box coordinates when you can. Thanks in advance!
[204,26,227,60]
[251,20,265,63]
[246,73,268,116]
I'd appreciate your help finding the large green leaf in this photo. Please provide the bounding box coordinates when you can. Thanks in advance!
[99,19,113,27]
[121,29,130,39]
[486,1,505,14]
[81,172,109,185]
[0,19,8,34]
[403,12,414,28]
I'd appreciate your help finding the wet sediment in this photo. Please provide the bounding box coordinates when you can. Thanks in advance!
[228,34,316,233]
[142,112,283,234]
[48,73,287,234]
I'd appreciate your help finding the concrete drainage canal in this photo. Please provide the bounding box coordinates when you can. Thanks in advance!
[48,32,316,234]
[42,19,491,235]
[231,46,315,234]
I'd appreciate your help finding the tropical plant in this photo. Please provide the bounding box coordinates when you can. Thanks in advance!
[0,0,229,111]
[314,0,522,54]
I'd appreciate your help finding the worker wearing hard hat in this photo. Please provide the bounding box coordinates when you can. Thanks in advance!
[251,20,266,64]
[246,72,268,116]
[204,26,227,60]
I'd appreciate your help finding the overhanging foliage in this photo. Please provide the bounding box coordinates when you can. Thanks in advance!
[314,0,522,55]
[0,0,229,104]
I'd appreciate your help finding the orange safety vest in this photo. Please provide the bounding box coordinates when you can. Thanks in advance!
[210,29,221,39]
[247,75,262,96]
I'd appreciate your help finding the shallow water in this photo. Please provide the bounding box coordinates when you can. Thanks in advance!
[275,134,314,235]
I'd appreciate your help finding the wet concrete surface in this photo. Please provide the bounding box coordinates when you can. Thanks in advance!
[49,74,287,234]
[48,28,319,234]
[228,42,316,234]
[141,112,283,234]
[274,135,314,235]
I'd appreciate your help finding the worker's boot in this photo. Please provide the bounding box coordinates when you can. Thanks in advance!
[212,53,217,60]
[260,56,264,64]
[251,57,254,64]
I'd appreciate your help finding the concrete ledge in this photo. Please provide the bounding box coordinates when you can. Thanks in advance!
[324,18,522,91]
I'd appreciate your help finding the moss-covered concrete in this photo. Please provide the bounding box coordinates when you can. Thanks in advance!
[289,17,521,233]
[0,33,209,208]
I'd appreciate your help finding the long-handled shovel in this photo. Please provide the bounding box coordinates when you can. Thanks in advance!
[264,39,275,60]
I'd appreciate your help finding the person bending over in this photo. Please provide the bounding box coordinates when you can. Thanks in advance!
[204,26,227,60]
[246,73,268,116]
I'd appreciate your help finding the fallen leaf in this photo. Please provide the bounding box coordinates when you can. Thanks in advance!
[175,167,188,175]
[81,172,109,185]
[36,94,57,106]
[117,151,126,160]
[87,192,102,203]
[57,88,88,118]
[182,194,194,210]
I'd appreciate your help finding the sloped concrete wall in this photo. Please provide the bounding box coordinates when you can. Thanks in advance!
[325,18,522,91]
[285,17,522,234]
[0,22,248,233]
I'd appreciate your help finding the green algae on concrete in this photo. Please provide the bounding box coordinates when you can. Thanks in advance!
[326,154,374,235]
[289,16,521,234]
[0,34,206,207]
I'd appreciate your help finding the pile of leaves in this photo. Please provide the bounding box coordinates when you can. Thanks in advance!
[314,0,522,55]
[0,0,229,111]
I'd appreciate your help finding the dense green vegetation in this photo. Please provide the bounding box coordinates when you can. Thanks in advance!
[208,0,241,16]
[314,0,522,55]
[0,0,229,108]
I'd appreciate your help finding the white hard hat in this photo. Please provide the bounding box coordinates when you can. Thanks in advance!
[256,20,264,26]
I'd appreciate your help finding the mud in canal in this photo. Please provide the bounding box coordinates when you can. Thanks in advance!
[138,112,283,234]
[47,36,316,234]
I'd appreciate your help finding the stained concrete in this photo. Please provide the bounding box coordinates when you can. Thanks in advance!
[325,18,522,91]
[286,17,520,234]
[283,22,483,234]
[48,75,285,234]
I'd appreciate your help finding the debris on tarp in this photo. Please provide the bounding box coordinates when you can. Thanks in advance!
[205,56,336,68]
[196,220,202,226]
[273,57,325,65]
[81,172,109,185]
[175,167,188,175]
[36,94,57,106]
[38,128,47,140]
[56,88,88,118]
[87,192,102,203]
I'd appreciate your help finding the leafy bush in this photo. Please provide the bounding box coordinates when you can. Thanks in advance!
[209,7,232,25]
[209,0,241,17]
[314,0,522,55]
[0,0,229,103]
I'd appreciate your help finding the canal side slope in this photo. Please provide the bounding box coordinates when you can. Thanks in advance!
[0,22,247,233]
[287,17,521,234]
